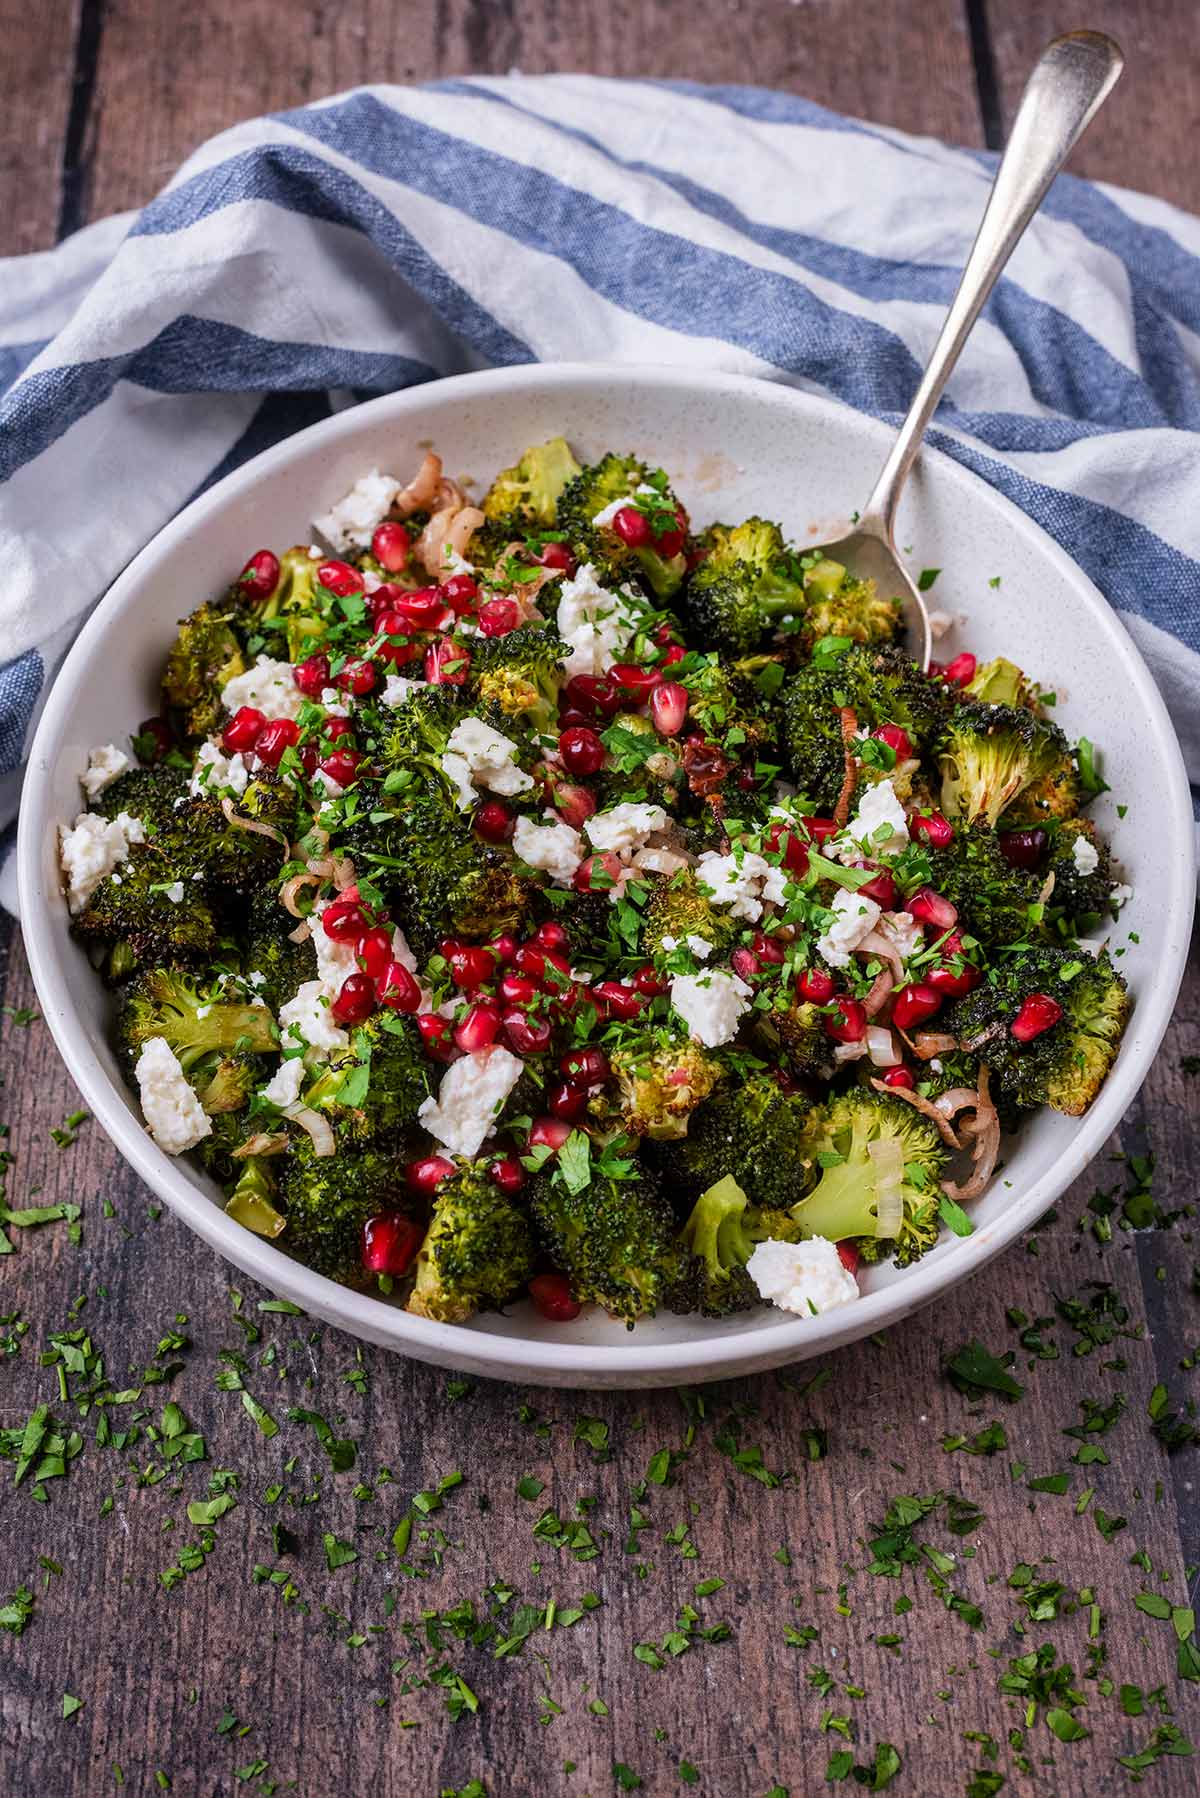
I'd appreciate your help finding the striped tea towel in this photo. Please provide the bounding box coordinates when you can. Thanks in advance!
[3,75,1200,907]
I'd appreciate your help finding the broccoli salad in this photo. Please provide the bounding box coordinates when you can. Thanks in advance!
[59,439,1132,1330]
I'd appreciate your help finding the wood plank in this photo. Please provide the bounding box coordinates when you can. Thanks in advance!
[0,0,81,252]
[987,3,1200,213]
[1,925,1198,1794]
[83,0,980,222]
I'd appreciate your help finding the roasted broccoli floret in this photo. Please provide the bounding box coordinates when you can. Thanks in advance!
[936,702,1076,830]
[752,993,832,1077]
[664,1175,761,1317]
[224,1156,286,1239]
[249,546,329,660]
[467,624,564,733]
[372,681,466,787]
[641,869,741,962]
[963,656,1037,709]
[278,1139,410,1284]
[117,966,277,1074]
[925,824,1046,947]
[790,1091,946,1265]
[407,1161,534,1323]
[802,556,901,647]
[480,437,583,532]
[243,883,317,1011]
[944,945,1129,1116]
[653,1072,815,1209]
[1044,819,1116,931]
[153,794,289,897]
[780,643,950,808]
[529,1157,682,1324]
[162,601,247,744]
[196,1054,262,1114]
[92,764,189,834]
[300,1014,430,1145]
[557,454,687,599]
[604,1031,724,1141]
[684,517,806,655]
[676,652,779,752]
[73,849,219,980]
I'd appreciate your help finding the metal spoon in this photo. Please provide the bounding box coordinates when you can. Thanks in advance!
[822,30,1124,671]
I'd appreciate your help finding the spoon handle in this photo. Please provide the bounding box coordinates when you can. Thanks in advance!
[860,30,1123,536]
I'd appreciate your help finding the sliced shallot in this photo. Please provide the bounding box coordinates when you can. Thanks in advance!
[282,1102,336,1158]
[869,1076,964,1149]
[868,1134,905,1238]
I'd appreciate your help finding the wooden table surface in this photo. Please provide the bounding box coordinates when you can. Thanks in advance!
[2,5,1199,1795]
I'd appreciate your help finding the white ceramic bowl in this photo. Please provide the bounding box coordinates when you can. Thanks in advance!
[17,365,1196,1387]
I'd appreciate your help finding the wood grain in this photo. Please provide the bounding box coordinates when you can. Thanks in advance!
[986,2,1200,213]
[0,0,79,252]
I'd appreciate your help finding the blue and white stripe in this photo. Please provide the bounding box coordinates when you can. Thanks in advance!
[3,73,1199,891]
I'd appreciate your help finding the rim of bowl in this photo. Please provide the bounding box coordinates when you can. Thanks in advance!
[16,362,1197,1384]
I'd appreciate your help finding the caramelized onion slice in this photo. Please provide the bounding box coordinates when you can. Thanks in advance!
[869,1076,963,1150]
[282,1102,335,1158]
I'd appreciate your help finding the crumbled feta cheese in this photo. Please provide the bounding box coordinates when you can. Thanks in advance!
[1110,882,1133,909]
[134,1037,212,1156]
[310,901,358,991]
[313,468,401,551]
[59,811,146,914]
[877,909,924,962]
[669,969,752,1048]
[1072,833,1100,876]
[661,933,714,961]
[261,1056,307,1109]
[320,688,351,718]
[418,1046,524,1159]
[840,778,909,858]
[584,802,668,858]
[747,1236,859,1316]
[164,881,184,905]
[80,743,130,800]
[632,845,691,878]
[590,484,657,529]
[816,888,883,969]
[278,980,349,1059]
[554,563,641,679]
[442,716,533,809]
[189,740,250,798]
[926,608,968,640]
[221,655,305,723]
[382,674,423,708]
[311,769,345,801]
[512,815,584,886]
[696,849,786,922]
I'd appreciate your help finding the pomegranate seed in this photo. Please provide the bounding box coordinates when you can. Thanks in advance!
[528,1116,573,1152]
[320,899,367,942]
[905,887,959,930]
[447,944,496,989]
[135,715,173,763]
[356,926,394,980]
[371,521,411,572]
[416,1013,456,1060]
[478,598,520,637]
[825,998,867,1043]
[529,1272,581,1322]
[253,718,300,768]
[873,723,913,762]
[857,869,897,908]
[804,816,839,845]
[293,652,330,696]
[407,1155,456,1195]
[532,920,570,952]
[455,1000,503,1053]
[378,960,422,1012]
[736,768,760,793]
[1011,992,1064,1043]
[573,852,623,895]
[942,652,977,687]
[323,715,354,743]
[559,1046,609,1086]
[999,828,1048,870]
[317,559,364,598]
[331,972,376,1025]
[891,983,942,1030]
[653,510,687,558]
[611,505,652,547]
[751,930,786,965]
[503,1009,553,1055]
[556,709,591,732]
[548,1080,589,1122]
[441,573,480,613]
[319,748,363,788]
[553,783,597,829]
[299,746,318,776]
[836,1240,861,1274]
[238,549,281,602]
[474,799,515,843]
[489,1157,526,1195]
[390,588,444,629]
[911,811,954,849]
[559,726,606,776]
[367,582,405,622]
[730,948,761,982]
[426,637,470,685]
[337,658,377,696]
[511,945,570,987]
[373,615,421,667]
[926,961,981,998]
[882,1066,915,1090]
[592,980,643,1020]
[222,705,266,753]
[564,674,605,717]
[766,823,809,876]
[661,643,687,666]
[797,967,836,1003]
[535,541,575,574]
[361,1212,422,1277]
[608,663,661,700]
[499,972,541,1007]
[650,681,689,736]
[633,964,668,997]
